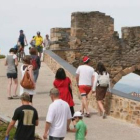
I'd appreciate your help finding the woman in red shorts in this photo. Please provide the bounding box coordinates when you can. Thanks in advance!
[53,68,75,118]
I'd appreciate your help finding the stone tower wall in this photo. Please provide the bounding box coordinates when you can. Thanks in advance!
[49,11,140,85]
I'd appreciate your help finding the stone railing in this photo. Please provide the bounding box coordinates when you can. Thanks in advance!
[44,50,140,127]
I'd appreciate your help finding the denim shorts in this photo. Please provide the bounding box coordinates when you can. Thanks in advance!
[7,73,17,79]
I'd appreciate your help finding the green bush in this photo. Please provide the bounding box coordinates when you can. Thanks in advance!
[0,55,5,59]
[0,123,16,140]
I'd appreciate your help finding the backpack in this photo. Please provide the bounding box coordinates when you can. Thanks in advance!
[98,73,109,87]
[20,67,35,89]
[31,56,38,70]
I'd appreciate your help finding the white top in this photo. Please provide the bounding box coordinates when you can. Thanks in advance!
[92,72,110,91]
[46,99,72,137]
[20,65,36,95]
[43,38,50,49]
[76,65,94,86]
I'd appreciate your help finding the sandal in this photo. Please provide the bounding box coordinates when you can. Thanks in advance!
[80,110,84,115]
[8,97,13,100]
[84,113,90,118]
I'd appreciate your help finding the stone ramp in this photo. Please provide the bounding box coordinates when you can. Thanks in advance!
[0,59,140,140]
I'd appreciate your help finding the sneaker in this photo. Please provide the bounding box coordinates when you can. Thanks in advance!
[8,97,13,100]
[102,111,106,119]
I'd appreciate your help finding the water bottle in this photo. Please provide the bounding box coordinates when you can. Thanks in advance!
[5,135,9,140]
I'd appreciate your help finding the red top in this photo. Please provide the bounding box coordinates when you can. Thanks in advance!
[53,77,74,107]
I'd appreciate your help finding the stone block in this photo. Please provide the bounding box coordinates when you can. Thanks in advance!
[136,119,140,126]
[51,37,59,41]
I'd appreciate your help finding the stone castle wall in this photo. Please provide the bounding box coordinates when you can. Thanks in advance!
[50,28,70,49]
[44,51,140,127]
[49,11,140,85]
[46,11,140,127]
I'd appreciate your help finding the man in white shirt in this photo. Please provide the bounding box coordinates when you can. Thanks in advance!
[43,88,72,140]
[43,34,51,50]
[76,56,94,117]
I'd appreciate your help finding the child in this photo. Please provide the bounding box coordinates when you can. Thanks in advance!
[69,111,87,140]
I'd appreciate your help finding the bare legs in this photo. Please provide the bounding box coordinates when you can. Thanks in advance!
[7,78,12,97]
[7,78,18,98]
[97,100,105,112]
[13,78,18,96]
[97,100,106,118]
[81,96,90,116]
[39,52,41,58]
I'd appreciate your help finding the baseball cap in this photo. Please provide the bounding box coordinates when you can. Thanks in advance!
[73,111,83,118]
[83,56,90,63]
[20,92,30,101]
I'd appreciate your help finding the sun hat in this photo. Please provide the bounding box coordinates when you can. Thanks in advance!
[83,56,90,63]
[73,111,83,118]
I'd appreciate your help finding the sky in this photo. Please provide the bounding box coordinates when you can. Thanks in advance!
[113,73,140,93]
[0,0,140,55]
[115,73,140,86]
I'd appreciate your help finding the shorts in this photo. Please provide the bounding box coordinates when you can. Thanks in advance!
[96,86,107,101]
[7,73,17,79]
[20,42,25,47]
[36,46,43,53]
[79,85,91,96]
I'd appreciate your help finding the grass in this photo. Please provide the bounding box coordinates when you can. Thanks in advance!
[0,55,5,59]
[0,121,42,140]
[0,122,16,140]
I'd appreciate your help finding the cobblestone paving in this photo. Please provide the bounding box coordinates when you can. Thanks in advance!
[0,59,140,140]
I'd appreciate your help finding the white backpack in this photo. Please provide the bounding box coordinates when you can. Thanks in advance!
[98,73,109,87]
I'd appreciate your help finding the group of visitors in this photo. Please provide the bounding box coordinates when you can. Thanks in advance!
[76,56,110,119]
[15,30,51,61]
[5,47,41,105]
[4,30,110,140]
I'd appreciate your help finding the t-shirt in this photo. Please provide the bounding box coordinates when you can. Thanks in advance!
[46,99,72,137]
[34,36,43,46]
[12,105,38,140]
[76,65,94,86]
[43,38,50,49]
[18,34,25,44]
[75,120,87,140]
[6,54,17,73]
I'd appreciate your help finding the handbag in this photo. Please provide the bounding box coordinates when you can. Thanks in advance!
[20,67,35,89]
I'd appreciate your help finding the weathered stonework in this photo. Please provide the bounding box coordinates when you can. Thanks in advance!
[46,11,140,126]
[49,11,140,86]
[44,51,140,127]
[50,28,70,49]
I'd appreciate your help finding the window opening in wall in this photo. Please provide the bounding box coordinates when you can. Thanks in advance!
[113,73,140,97]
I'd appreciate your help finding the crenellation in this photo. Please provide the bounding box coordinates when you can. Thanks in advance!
[49,11,140,85]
